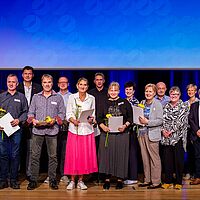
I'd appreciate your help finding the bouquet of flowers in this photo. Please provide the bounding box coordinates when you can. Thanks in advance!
[74,99,82,134]
[137,103,145,109]
[0,107,6,140]
[105,113,112,147]
[136,103,145,133]
[35,116,54,127]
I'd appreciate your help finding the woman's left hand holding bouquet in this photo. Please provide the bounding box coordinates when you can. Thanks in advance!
[100,123,110,133]
[70,117,80,126]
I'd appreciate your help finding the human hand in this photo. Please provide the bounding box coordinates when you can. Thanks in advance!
[10,119,20,127]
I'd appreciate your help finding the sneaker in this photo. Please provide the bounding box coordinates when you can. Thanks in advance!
[174,184,182,190]
[183,173,190,180]
[124,180,138,185]
[67,181,75,190]
[161,183,173,189]
[60,176,69,184]
[77,181,88,190]
[44,177,49,184]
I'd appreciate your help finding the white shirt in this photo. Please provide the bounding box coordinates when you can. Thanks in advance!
[66,92,95,136]
[23,81,32,106]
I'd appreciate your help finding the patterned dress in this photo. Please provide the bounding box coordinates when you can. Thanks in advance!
[161,100,190,149]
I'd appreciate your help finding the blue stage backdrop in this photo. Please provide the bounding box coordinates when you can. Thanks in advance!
[0,0,200,69]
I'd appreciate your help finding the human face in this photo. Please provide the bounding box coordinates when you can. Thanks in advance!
[94,75,105,89]
[145,86,156,101]
[108,86,119,99]
[170,91,180,104]
[125,86,135,99]
[22,69,34,82]
[187,87,196,98]
[77,80,88,93]
[42,77,53,92]
[7,76,18,92]
[58,77,69,91]
[156,82,167,97]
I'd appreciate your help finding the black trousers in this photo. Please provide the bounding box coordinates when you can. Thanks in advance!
[163,140,184,185]
[127,131,138,180]
[57,131,67,177]
[193,138,200,178]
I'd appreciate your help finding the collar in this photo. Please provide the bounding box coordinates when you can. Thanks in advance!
[74,92,89,101]
[38,90,57,96]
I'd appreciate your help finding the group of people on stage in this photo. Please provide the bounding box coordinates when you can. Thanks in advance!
[0,66,200,191]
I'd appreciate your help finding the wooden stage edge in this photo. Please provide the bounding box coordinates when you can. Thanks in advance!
[0,178,200,200]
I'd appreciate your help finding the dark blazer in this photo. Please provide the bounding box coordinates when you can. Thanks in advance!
[17,82,42,103]
[188,101,200,141]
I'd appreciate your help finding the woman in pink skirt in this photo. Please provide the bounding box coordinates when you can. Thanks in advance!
[64,77,98,190]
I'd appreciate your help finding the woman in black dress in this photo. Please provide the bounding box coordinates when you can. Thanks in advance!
[98,81,133,190]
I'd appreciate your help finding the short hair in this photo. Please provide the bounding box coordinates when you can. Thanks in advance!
[108,81,120,90]
[94,72,105,80]
[58,76,68,83]
[41,74,53,82]
[124,81,136,90]
[186,84,197,91]
[7,74,18,83]
[169,86,181,96]
[145,83,156,93]
[77,77,88,86]
[22,66,34,73]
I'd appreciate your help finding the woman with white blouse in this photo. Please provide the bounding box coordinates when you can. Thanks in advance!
[64,78,98,190]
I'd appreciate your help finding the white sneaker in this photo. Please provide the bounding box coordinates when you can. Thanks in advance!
[44,177,49,184]
[124,180,138,185]
[60,176,69,184]
[67,181,75,190]
[77,181,88,190]
[183,173,191,180]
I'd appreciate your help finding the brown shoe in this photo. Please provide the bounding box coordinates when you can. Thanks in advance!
[190,178,200,185]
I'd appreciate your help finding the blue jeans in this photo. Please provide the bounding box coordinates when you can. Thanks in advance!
[0,129,22,183]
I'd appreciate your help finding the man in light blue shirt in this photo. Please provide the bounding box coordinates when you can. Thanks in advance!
[57,76,71,183]
[155,82,170,107]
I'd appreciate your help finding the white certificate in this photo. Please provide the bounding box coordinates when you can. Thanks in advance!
[78,109,94,123]
[108,116,123,133]
[0,112,20,137]
[132,106,144,125]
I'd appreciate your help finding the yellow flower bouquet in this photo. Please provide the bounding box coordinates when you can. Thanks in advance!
[105,114,112,147]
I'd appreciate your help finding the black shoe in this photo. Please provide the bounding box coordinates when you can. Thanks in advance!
[138,182,151,187]
[26,176,31,182]
[103,181,110,190]
[0,182,8,190]
[50,180,58,190]
[147,183,161,189]
[10,182,20,189]
[27,181,37,190]
[116,181,123,189]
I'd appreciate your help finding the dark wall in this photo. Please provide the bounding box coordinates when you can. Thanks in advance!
[0,69,199,102]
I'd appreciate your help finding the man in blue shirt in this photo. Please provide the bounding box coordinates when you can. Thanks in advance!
[155,82,170,107]
[0,74,28,189]
[27,74,65,190]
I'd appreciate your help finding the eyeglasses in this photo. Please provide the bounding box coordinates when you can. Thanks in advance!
[58,82,68,84]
